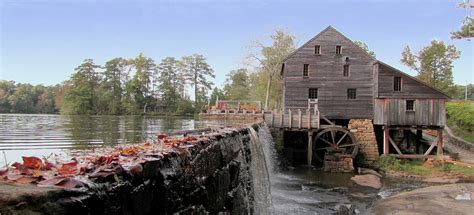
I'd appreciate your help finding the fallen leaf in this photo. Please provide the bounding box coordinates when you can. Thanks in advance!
[58,160,79,176]
[158,134,167,139]
[11,162,30,175]
[22,156,43,169]
[14,176,37,184]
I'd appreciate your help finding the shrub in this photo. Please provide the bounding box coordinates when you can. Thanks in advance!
[446,102,474,132]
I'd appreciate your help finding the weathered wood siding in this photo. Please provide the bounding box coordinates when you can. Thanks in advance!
[374,98,446,126]
[377,63,447,99]
[282,26,376,119]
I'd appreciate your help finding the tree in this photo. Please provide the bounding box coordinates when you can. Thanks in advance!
[8,83,37,113]
[124,53,156,113]
[247,29,295,110]
[209,87,227,106]
[0,80,15,113]
[401,40,461,96]
[101,57,130,114]
[181,54,215,110]
[451,1,473,40]
[156,57,182,111]
[354,41,376,58]
[223,68,250,100]
[35,86,56,113]
[62,59,102,114]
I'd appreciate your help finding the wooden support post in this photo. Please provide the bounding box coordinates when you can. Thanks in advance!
[383,126,389,155]
[437,129,443,155]
[280,111,283,127]
[307,109,311,129]
[288,109,292,128]
[307,131,313,166]
[270,111,274,126]
[416,129,422,154]
[298,109,302,128]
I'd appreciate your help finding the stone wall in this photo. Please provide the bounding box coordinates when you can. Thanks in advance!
[0,124,268,215]
[348,119,380,165]
[198,113,263,121]
[323,153,354,173]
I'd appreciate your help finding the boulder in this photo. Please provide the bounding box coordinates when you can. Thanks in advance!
[351,174,381,189]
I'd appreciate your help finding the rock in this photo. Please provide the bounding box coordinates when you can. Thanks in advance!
[455,192,471,200]
[351,174,381,189]
[368,183,474,215]
[357,167,382,177]
[423,176,459,184]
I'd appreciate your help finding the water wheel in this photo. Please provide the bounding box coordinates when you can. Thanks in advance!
[312,127,358,163]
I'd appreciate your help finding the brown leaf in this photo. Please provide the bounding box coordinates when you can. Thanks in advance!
[37,177,85,189]
[22,156,43,169]
[14,176,37,184]
[58,160,79,176]
[12,162,30,175]
[37,177,67,187]
[158,134,167,139]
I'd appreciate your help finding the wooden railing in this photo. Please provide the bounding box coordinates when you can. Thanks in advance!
[263,109,320,130]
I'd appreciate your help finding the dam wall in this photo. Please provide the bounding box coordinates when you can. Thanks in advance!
[0,122,272,214]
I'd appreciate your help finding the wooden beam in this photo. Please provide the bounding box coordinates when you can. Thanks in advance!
[383,126,389,155]
[270,111,274,127]
[307,109,311,129]
[437,129,443,155]
[393,154,450,159]
[389,137,403,155]
[298,109,302,128]
[416,129,422,154]
[424,138,438,156]
[307,131,313,166]
[321,116,334,126]
[289,109,292,128]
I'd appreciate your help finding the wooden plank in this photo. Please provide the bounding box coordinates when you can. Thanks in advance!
[298,109,302,128]
[424,138,438,156]
[307,131,313,166]
[289,109,292,128]
[383,126,389,155]
[437,129,443,155]
[393,154,450,159]
[389,137,403,155]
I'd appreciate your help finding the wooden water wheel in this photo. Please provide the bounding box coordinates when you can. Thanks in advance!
[312,127,359,163]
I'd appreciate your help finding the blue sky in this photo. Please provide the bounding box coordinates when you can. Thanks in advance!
[1,0,472,88]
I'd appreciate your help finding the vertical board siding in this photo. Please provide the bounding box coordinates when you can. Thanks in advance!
[282,27,376,119]
[377,63,447,99]
[374,98,446,126]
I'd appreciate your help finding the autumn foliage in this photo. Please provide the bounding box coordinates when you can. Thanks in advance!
[0,133,209,189]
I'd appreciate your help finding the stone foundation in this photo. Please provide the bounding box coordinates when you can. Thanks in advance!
[323,153,354,173]
[348,119,379,165]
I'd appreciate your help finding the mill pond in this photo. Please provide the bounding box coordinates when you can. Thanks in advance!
[0,114,431,214]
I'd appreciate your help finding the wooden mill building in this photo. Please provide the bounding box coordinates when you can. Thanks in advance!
[280,26,449,164]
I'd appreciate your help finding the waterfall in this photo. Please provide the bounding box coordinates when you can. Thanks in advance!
[248,123,276,214]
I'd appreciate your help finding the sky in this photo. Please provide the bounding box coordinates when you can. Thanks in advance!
[1,0,473,88]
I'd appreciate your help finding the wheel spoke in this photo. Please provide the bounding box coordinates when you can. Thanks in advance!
[330,129,336,145]
[335,131,349,146]
[320,136,333,146]
[338,143,359,148]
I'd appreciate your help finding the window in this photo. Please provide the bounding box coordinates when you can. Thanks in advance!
[309,88,318,99]
[336,45,342,55]
[347,88,356,99]
[303,64,309,77]
[315,45,321,54]
[406,100,415,111]
[394,76,402,92]
[343,65,349,77]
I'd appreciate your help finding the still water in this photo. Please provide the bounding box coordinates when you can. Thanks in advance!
[0,114,213,163]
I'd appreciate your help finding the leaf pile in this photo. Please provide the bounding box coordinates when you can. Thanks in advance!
[0,133,208,189]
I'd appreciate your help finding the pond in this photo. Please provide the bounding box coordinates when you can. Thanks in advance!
[0,114,215,163]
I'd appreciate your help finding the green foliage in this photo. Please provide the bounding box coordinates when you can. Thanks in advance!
[176,98,195,115]
[353,41,376,58]
[401,40,461,97]
[181,54,215,111]
[223,69,250,100]
[0,80,58,114]
[377,155,408,171]
[209,87,227,106]
[451,16,473,40]
[447,101,474,132]
[157,57,182,111]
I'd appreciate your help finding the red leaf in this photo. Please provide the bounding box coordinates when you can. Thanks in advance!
[22,156,43,169]
[12,162,30,175]
[58,161,79,176]
[158,134,167,139]
[0,168,8,176]
[43,158,55,170]
[38,177,85,189]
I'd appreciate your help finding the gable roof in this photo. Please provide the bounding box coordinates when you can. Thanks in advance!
[376,61,451,98]
[283,26,377,62]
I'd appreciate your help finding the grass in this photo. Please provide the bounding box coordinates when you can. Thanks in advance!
[377,155,474,177]
[447,101,474,144]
